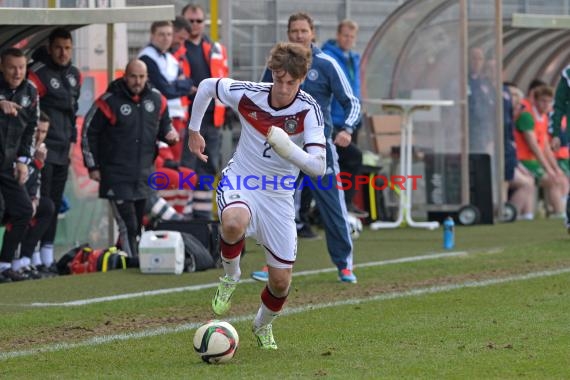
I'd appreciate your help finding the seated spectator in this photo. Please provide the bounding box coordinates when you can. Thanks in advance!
[11,112,56,278]
[515,85,567,217]
[505,84,536,220]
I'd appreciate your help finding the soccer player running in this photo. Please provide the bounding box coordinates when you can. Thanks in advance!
[253,12,361,283]
[187,42,326,349]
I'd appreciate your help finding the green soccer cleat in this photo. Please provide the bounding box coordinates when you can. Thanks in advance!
[211,275,238,316]
[252,323,278,350]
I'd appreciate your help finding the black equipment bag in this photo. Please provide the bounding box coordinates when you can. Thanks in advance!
[153,220,221,268]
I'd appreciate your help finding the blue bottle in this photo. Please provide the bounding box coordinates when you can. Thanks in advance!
[443,217,455,250]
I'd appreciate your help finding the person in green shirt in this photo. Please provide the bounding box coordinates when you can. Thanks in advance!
[516,85,567,218]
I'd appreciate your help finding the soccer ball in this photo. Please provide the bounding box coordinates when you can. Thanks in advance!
[347,214,363,239]
[193,320,239,364]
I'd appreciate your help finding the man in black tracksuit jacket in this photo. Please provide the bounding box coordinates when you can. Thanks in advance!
[82,59,179,257]
[18,113,55,277]
[27,28,82,269]
[0,48,38,282]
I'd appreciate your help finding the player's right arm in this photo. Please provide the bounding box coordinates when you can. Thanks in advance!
[187,78,236,162]
[188,78,218,132]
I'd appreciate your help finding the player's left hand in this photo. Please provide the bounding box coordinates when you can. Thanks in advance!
[334,130,352,147]
[188,130,208,162]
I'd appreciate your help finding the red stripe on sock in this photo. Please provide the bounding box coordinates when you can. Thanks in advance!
[261,285,287,312]
[220,236,245,259]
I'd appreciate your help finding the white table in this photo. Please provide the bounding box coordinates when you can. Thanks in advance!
[363,99,455,230]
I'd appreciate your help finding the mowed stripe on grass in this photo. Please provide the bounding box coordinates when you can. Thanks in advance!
[1,266,569,361]
[13,250,470,308]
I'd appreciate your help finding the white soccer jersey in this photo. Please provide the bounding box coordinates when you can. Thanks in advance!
[215,78,325,193]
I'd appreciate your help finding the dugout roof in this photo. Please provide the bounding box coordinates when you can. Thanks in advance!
[361,0,570,103]
[360,0,570,220]
[0,5,175,54]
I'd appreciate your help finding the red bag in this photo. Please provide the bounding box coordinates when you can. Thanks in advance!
[69,247,104,274]
[68,246,128,274]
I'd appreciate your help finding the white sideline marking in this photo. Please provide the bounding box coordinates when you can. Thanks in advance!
[25,250,469,307]
[1,266,569,361]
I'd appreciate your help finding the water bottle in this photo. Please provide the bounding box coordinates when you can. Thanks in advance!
[443,216,455,250]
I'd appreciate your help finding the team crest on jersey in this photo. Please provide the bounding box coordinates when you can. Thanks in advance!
[50,78,61,89]
[120,104,132,116]
[67,75,77,87]
[229,194,241,200]
[143,100,155,113]
[20,95,31,107]
[307,69,319,81]
[283,118,298,133]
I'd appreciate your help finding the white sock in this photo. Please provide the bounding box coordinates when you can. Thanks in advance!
[150,197,179,220]
[221,255,241,282]
[0,262,12,271]
[254,302,279,329]
[12,258,24,272]
[32,251,42,266]
[12,257,31,272]
[40,244,54,266]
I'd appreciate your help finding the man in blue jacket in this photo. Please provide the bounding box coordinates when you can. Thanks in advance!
[253,12,361,283]
[322,19,367,217]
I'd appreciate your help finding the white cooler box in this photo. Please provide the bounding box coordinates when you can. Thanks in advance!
[139,230,185,275]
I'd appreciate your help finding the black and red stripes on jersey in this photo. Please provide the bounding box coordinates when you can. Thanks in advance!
[237,94,309,137]
[226,80,324,127]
